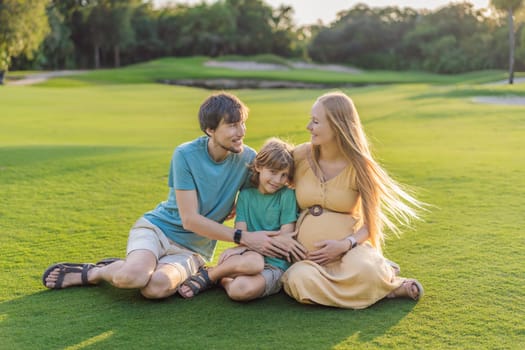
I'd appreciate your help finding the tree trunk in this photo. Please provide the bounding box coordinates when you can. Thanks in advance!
[94,44,100,69]
[114,45,120,68]
[508,8,515,84]
[0,70,4,85]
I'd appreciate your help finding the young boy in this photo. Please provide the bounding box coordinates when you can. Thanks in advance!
[178,138,302,300]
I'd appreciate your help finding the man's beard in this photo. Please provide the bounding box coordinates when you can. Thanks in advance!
[218,140,242,153]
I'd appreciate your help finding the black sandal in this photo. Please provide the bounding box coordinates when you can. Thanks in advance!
[42,263,95,289]
[177,267,214,299]
[95,257,122,267]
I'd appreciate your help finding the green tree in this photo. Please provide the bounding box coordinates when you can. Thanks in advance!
[175,2,236,56]
[127,2,162,63]
[308,4,418,69]
[105,0,138,68]
[226,0,274,54]
[401,3,496,73]
[270,5,295,57]
[39,4,75,69]
[157,6,183,57]
[84,0,137,69]
[86,3,108,68]
[491,0,525,83]
[516,24,525,67]
[49,0,94,68]
[0,0,50,84]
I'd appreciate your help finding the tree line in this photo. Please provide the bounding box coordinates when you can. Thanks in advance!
[1,0,525,82]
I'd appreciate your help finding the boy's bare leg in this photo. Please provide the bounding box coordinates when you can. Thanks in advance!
[221,274,266,301]
[178,251,264,298]
[208,251,264,281]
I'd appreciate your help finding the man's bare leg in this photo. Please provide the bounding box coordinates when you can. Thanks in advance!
[140,263,187,299]
[43,249,157,289]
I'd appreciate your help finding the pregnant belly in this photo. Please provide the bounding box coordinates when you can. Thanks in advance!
[296,211,357,252]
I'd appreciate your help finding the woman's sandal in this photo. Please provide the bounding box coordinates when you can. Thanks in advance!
[177,267,214,299]
[387,279,424,301]
[385,259,401,276]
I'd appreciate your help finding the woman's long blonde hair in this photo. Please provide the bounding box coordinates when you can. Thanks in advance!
[313,91,422,250]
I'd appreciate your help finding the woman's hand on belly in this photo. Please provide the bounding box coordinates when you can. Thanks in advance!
[307,239,350,265]
[274,231,307,262]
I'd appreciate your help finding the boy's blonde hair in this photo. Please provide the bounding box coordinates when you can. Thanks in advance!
[250,138,294,187]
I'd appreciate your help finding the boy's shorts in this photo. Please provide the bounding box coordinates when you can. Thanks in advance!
[261,264,285,297]
[126,217,205,282]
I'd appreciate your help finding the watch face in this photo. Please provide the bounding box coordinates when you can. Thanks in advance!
[234,229,242,244]
[348,237,357,248]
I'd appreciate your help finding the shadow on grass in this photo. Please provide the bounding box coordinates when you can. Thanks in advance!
[0,284,415,350]
[0,145,139,166]
[0,145,159,185]
[409,87,525,101]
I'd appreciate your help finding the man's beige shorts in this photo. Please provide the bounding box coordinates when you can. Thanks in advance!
[126,217,205,282]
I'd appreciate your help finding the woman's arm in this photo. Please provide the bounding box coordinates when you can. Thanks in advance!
[343,225,370,251]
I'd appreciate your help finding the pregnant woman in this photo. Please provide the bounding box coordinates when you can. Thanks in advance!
[282,91,424,309]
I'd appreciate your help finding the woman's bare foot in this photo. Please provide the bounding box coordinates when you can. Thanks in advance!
[387,279,424,301]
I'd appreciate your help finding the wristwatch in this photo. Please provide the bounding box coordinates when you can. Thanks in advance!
[233,229,242,244]
[346,236,358,250]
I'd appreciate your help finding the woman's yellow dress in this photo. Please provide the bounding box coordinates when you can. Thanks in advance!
[281,144,404,309]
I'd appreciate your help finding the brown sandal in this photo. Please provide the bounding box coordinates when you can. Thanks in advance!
[387,279,424,301]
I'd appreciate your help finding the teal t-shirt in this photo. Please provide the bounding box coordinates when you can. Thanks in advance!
[235,187,298,270]
[144,136,256,261]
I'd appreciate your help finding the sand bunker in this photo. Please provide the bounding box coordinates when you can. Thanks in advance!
[205,61,289,71]
[204,60,362,73]
[7,70,87,85]
[472,96,525,106]
[160,78,339,89]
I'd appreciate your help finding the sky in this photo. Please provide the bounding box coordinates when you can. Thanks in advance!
[153,0,492,26]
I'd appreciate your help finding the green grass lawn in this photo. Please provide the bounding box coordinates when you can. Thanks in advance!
[0,61,524,349]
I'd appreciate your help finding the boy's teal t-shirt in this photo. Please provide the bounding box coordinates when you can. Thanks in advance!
[144,136,256,261]
[235,186,298,270]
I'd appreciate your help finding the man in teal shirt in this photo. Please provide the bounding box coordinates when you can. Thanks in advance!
[43,92,298,299]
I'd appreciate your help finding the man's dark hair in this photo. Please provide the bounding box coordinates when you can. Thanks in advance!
[198,92,249,135]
